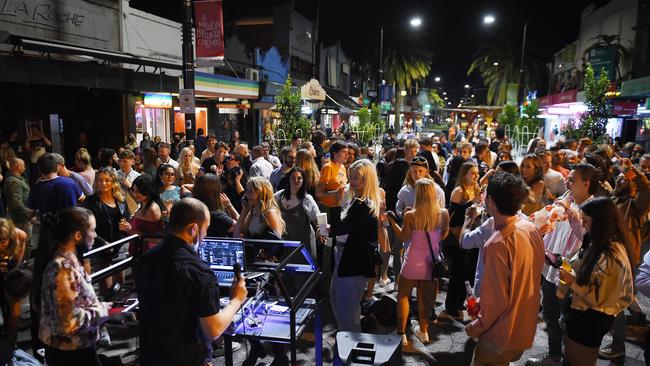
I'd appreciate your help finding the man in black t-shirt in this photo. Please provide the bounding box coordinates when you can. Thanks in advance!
[136,198,247,366]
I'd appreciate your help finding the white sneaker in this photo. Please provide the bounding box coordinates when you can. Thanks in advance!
[414,326,430,344]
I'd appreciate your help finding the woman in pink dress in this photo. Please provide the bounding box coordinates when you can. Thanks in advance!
[387,178,449,346]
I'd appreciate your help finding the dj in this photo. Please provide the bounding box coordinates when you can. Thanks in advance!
[136,198,248,366]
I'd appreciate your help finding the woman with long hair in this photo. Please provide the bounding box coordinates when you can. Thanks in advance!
[558,197,634,366]
[444,161,481,319]
[236,177,285,240]
[330,159,381,332]
[388,178,450,345]
[391,157,446,287]
[295,148,320,198]
[178,147,200,185]
[74,148,95,187]
[83,167,130,295]
[520,154,546,215]
[119,174,164,253]
[192,173,238,237]
[274,167,321,259]
[34,207,110,366]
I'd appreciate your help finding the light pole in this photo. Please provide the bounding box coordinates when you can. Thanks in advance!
[483,14,528,103]
[181,0,195,141]
[377,16,422,106]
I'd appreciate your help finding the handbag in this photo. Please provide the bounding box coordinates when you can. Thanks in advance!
[425,231,448,279]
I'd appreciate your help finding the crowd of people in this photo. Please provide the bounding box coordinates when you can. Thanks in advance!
[0,124,649,366]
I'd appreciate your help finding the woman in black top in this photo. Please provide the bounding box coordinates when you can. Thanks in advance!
[192,174,238,237]
[444,162,481,319]
[330,159,380,332]
[83,167,130,295]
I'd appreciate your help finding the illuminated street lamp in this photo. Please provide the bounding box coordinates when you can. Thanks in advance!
[464,84,470,89]
[410,17,422,27]
[483,15,495,24]
[434,76,441,82]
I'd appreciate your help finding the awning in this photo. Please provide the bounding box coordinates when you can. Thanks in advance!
[323,87,361,112]
[195,72,259,100]
[4,32,183,70]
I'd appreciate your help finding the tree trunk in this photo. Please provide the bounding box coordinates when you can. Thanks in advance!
[394,84,402,132]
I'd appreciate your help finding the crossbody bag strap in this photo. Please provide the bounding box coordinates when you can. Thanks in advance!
[425,231,435,260]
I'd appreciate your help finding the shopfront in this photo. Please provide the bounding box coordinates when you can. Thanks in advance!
[195,72,259,143]
[621,76,650,146]
[135,93,173,143]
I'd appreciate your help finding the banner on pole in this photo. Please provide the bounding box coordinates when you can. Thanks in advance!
[194,0,224,67]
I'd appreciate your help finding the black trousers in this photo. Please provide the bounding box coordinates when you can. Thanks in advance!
[444,241,479,314]
[45,346,102,366]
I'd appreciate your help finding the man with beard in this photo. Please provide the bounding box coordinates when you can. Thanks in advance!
[136,198,248,366]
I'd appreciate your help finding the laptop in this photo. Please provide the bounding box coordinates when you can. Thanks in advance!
[198,238,245,287]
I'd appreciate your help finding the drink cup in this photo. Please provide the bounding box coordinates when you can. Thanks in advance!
[317,213,328,235]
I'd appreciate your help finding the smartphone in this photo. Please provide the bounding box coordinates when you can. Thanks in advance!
[544,251,562,269]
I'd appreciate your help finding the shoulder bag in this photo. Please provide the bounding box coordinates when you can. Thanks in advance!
[425,230,448,279]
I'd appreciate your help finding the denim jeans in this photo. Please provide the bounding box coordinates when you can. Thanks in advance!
[541,277,563,357]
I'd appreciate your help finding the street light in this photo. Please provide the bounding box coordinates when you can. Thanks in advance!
[434,76,441,82]
[464,84,470,89]
[378,17,423,105]
[482,14,528,103]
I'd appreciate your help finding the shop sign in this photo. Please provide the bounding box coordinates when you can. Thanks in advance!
[381,101,391,111]
[300,79,326,101]
[621,76,650,97]
[380,85,393,102]
[588,46,617,81]
[194,0,224,67]
[195,72,259,99]
[144,93,172,108]
[612,101,638,116]
[0,0,120,50]
[179,89,195,114]
[556,90,577,104]
[538,90,577,107]
[367,90,377,98]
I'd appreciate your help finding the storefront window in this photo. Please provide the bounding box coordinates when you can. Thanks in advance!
[174,107,208,142]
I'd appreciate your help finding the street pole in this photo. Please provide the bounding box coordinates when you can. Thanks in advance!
[181,0,196,141]
[518,21,528,104]
[377,24,383,106]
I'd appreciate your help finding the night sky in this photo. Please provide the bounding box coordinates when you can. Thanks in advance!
[132,0,596,102]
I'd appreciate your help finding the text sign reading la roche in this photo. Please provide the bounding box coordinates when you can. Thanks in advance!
[0,0,120,50]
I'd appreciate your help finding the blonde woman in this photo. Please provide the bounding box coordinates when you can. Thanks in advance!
[178,147,200,185]
[388,178,449,346]
[296,148,320,197]
[445,161,481,319]
[83,167,131,294]
[236,177,285,241]
[74,148,95,187]
[330,159,380,332]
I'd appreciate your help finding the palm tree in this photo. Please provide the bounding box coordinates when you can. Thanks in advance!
[468,36,547,105]
[383,33,433,131]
